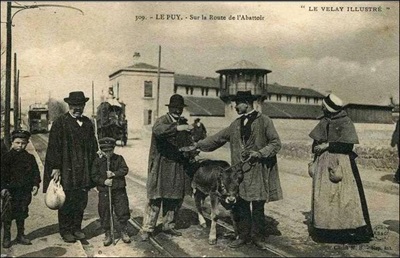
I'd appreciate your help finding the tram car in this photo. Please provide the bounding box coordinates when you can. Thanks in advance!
[28,103,49,133]
[95,99,128,146]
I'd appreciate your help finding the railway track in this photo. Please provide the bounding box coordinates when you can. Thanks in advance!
[31,134,288,257]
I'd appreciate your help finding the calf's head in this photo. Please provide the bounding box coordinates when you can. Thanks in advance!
[218,166,244,208]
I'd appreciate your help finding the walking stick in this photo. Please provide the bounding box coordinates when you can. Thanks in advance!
[106,155,115,245]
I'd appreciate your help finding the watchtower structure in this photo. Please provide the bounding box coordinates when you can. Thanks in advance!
[216,60,272,119]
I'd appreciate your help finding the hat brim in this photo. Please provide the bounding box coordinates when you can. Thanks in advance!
[231,96,258,102]
[165,104,187,107]
[64,97,89,104]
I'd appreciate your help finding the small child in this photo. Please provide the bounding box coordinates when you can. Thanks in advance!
[1,130,41,248]
[90,137,131,246]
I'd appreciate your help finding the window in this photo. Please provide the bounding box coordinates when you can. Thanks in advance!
[144,81,153,97]
[267,94,272,100]
[205,88,209,96]
[305,97,310,104]
[190,87,194,95]
[144,109,152,125]
[296,96,301,103]
[314,98,319,104]
[286,95,292,102]
[186,87,189,95]
[216,89,219,96]
[173,85,178,93]
[276,94,282,101]
[201,88,205,96]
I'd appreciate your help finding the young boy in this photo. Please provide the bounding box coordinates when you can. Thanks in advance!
[90,137,131,246]
[1,130,41,248]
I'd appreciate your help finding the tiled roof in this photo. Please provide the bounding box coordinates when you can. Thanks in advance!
[184,96,225,117]
[267,83,325,98]
[175,74,219,89]
[216,60,271,73]
[109,62,173,78]
[262,102,323,119]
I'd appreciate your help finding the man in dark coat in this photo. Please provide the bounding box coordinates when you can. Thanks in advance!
[391,119,400,183]
[196,91,283,250]
[140,94,193,241]
[43,91,99,243]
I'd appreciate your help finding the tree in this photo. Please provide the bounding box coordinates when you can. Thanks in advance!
[47,98,67,122]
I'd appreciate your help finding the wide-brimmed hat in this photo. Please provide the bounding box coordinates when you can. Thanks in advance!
[231,91,258,103]
[99,137,116,150]
[11,129,31,141]
[322,93,343,113]
[165,94,187,108]
[64,91,89,105]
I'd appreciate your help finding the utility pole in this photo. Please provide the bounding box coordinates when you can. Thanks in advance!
[14,67,21,130]
[5,2,12,148]
[156,45,161,119]
[14,54,19,131]
[92,81,95,118]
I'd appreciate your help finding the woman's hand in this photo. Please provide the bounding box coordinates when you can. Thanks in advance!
[314,143,329,155]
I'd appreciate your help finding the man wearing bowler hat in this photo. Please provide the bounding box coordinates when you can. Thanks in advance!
[195,90,283,249]
[140,94,193,241]
[43,91,98,243]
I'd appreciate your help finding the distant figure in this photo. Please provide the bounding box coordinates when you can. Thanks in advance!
[309,93,374,243]
[43,91,99,243]
[191,118,207,142]
[390,119,399,184]
[90,137,131,246]
[1,130,41,248]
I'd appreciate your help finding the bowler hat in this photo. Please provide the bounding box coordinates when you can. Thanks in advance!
[165,94,187,108]
[231,91,258,102]
[64,91,89,105]
[11,129,31,141]
[99,137,116,150]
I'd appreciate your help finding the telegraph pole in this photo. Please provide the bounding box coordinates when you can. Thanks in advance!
[14,54,19,131]
[5,1,12,147]
[156,45,161,119]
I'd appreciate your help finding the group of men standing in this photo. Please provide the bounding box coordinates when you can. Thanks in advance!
[2,88,381,250]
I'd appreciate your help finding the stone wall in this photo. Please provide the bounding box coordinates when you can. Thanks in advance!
[279,142,398,171]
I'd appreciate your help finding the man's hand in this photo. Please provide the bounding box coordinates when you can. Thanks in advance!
[1,189,10,198]
[106,170,115,179]
[32,186,38,196]
[51,169,61,182]
[177,124,193,131]
[248,150,262,162]
[97,150,105,158]
[314,143,329,155]
[105,179,113,187]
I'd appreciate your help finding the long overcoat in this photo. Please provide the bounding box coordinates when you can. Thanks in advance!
[197,113,283,202]
[43,113,98,193]
[146,114,192,200]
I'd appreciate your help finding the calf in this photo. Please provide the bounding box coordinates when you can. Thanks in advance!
[190,159,243,245]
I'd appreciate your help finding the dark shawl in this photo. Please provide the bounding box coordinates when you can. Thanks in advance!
[309,110,359,144]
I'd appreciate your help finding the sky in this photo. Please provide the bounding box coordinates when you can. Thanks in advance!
[1,1,399,112]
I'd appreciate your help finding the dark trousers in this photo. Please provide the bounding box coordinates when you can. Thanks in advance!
[5,187,32,222]
[98,188,130,231]
[58,189,88,236]
[231,198,266,241]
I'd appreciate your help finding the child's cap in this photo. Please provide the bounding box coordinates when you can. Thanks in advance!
[99,137,116,150]
[11,130,31,141]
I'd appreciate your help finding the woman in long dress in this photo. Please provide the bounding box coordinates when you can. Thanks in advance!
[309,93,374,243]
